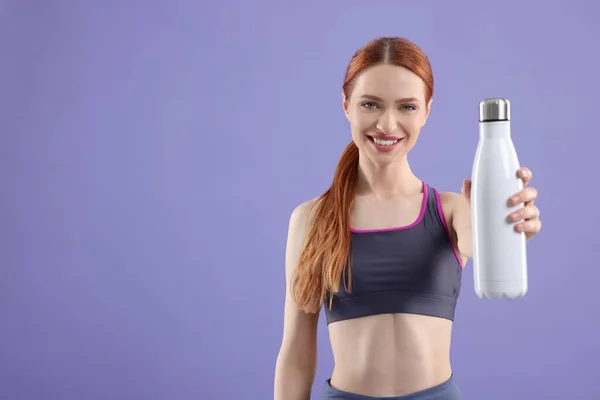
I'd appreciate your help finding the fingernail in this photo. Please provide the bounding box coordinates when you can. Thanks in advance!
[521,169,528,176]
[511,195,520,203]
[511,212,521,221]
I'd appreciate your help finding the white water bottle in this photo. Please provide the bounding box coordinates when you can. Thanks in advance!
[471,98,528,299]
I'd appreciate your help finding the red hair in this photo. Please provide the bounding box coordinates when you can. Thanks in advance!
[290,37,435,314]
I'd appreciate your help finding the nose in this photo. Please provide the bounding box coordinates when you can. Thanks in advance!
[376,109,397,134]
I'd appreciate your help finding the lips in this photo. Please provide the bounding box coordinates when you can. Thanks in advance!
[366,135,405,145]
[367,134,402,141]
[366,135,404,152]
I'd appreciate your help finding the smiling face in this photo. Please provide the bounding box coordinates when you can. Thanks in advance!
[343,63,432,164]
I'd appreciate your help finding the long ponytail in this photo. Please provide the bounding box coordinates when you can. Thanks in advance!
[290,141,359,313]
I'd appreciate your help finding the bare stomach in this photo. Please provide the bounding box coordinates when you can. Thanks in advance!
[328,313,453,397]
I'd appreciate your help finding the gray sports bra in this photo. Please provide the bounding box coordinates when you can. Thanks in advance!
[324,183,464,324]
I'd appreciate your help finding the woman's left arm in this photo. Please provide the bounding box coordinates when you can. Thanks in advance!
[451,167,543,260]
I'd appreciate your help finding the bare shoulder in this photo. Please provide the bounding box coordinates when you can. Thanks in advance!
[436,190,470,232]
[437,191,462,221]
[285,197,321,277]
[288,197,320,232]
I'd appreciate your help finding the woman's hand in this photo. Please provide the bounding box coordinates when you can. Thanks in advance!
[462,167,541,241]
[506,167,541,241]
[453,166,542,259]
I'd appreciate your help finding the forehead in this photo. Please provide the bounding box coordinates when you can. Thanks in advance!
[351,64,425,101]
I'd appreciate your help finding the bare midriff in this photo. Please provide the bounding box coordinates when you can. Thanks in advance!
[328,313,453,397]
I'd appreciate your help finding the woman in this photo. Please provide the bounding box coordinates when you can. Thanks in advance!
[274,37,542,400]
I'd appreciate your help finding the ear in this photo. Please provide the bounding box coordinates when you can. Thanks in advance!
[422,98,433,126]
[342,91,350,120]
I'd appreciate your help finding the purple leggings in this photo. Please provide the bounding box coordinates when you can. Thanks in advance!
[321,374,462,400]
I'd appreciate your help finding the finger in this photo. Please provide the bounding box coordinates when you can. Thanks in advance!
[518,167,532,186]
[510,186,538,206]
[462,179,471,199]
[508,204,540,222]
[515,218,542,234]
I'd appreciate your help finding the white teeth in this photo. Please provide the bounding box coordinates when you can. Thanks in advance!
[372,137,399,146]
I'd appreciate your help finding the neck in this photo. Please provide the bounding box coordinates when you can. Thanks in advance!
[355,154,421,199]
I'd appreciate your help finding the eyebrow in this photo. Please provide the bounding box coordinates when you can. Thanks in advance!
[358,94,420,103]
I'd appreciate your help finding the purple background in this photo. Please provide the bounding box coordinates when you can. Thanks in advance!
[2,1,599,399]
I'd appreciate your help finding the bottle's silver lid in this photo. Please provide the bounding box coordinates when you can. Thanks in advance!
[479,98,510,122]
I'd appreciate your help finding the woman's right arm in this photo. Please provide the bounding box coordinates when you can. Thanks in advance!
[274,200,320,400]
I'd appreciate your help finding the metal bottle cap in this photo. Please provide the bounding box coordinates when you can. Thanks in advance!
[479,98,510,122]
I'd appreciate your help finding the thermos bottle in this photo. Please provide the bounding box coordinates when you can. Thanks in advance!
[471,98,528,299]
